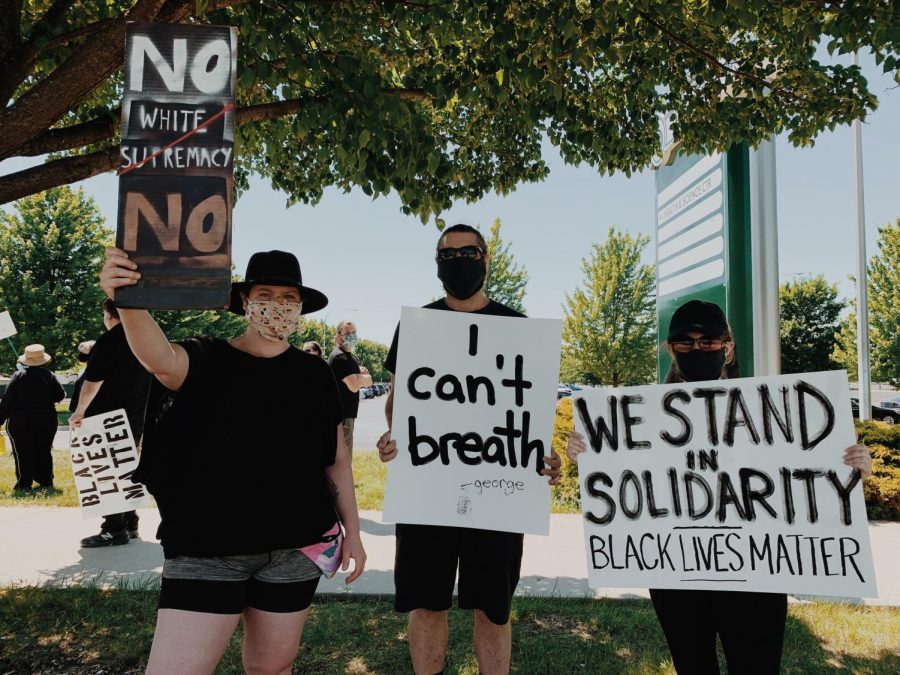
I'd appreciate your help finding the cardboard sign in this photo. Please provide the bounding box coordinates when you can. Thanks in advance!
[574,371,877,597]
[0,311,16,340]
[115,22,237,309]
[69,409,151,518]
[383,307,563,535]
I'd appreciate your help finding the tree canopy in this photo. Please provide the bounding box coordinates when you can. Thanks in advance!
[0,186,110,372]
[561,226,656,386]
[779,275,845,375]
[483,218,527,313]
[2,1,897,221]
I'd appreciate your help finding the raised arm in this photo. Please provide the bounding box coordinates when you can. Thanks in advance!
[100,247,190,392]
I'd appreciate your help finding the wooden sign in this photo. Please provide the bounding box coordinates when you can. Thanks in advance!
[115,22,237,309]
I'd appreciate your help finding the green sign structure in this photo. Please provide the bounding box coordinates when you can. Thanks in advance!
[655,144,754,382]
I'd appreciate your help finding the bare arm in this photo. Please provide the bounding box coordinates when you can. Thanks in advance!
[384,373,395,428]
[70,379,102,427]
[99,247,190,392]
[324,424,366,583]
[341,371,373,393]
[377,374,398,462]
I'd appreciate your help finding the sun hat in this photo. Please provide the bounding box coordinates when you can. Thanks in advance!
[18,344,52,367]
[227,250,328,315]
[667,300,727,340]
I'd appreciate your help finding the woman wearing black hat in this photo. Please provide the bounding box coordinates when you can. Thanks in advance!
[567,299,872,674]
[100,247,366,674]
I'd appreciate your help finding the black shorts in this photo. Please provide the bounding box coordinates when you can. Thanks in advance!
[159,549,321,614]
[394,524,523,625]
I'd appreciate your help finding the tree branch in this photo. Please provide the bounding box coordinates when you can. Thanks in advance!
[639,11,807,103]
[0,147,119,205]
[16,109,121,156]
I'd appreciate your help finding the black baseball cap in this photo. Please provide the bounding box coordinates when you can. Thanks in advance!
[667,300,727,340]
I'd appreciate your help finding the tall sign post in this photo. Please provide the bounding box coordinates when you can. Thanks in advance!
[654,108,781,380]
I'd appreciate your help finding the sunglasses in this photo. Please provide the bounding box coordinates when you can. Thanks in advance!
[436,245,484,262]
[671,337,727,353]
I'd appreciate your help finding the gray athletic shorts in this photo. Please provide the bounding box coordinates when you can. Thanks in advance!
[159,549,321,614]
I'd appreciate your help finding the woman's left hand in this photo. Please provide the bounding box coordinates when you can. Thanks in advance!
[341,532,367,584]
[844,444,873,479]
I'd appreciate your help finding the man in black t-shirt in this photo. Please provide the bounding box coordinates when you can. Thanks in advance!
[378,224,560,675]
[328,320,372,459]
[71,299,151,547]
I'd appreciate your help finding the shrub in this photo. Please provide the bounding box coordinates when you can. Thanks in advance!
[551,398,580,513]
[857,420,900,521]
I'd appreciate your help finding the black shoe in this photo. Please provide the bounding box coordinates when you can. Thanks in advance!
[81,530,129,548]
[128,529,139,539]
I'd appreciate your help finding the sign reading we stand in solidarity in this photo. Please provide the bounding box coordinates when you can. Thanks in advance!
[383,307,562,535]
[573,370,877,597]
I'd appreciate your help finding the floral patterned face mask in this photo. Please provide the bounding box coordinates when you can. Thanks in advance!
[246,300,302,342]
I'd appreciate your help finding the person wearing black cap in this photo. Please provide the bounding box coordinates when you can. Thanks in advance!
[566,299,873,674]
[99,246,366,674]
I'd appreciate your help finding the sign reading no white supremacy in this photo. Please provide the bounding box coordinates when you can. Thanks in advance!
[574,371,877,597]
[70,409,151,518]
[383,308,562,535]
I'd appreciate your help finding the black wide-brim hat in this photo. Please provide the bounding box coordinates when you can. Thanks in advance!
[228,250,328,315]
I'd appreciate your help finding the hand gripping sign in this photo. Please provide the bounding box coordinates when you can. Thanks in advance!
[383,307,563,535]
[69,409,151,518]
[574,370,877,597]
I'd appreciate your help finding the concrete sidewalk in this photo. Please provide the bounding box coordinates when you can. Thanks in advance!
[1,507,897,606]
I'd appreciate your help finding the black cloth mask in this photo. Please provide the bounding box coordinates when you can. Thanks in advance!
[437,257,486,300]
[675,348,726,382]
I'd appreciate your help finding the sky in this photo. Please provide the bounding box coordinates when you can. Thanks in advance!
[1,50,897,346]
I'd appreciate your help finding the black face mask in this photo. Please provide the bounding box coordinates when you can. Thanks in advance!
[674,348,726,382]
[437,257,486,300]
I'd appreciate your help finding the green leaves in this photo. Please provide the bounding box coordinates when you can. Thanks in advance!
[483,218,528,313]
[779,275,846,374]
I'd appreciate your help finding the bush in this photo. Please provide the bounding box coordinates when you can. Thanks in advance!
[856,420,900,521]
[551,398,580,513]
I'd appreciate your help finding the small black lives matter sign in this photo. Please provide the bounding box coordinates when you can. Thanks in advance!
[116,22,237,309]
[574,370,878,597]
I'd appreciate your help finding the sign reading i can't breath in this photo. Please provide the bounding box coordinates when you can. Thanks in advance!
[116,22,237,310]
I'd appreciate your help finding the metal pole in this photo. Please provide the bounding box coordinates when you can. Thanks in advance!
[853,51,871,420]
[749,139,781,376]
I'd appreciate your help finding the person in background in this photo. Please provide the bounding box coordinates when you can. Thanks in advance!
[68,340,95,413]
[0,344,65,491]
[302,341,323,358]
[328,321,372,460]
[566,299,873,674]
[71,299,151,547]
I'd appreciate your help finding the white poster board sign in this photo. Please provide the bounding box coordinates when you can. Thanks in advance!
[0,311,16,340]
[383,307,563,535]
[574,370,877,597]
[69,408,151,518]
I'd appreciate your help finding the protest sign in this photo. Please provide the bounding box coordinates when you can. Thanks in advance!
[69,409,151,518]
[574,370,877,597]
[115,22,237,309]
[0,311,16,340]
[383,307,562,535]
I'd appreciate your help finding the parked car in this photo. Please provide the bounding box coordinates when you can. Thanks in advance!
[880,396,900,410]
[850,398,900,425]
[557,385,572,400]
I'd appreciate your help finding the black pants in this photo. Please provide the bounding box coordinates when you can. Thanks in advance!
[7,410,57,490]
[650,589,787,675]
[101,511,139,534]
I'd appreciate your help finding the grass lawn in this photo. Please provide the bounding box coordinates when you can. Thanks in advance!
[0,588,898,674]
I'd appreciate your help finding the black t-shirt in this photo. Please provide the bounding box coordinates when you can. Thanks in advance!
[328,348,361,419]
[149,338,344,558]
[0,367,64,423]
[84,323,152,439]
[385,298,525,374]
